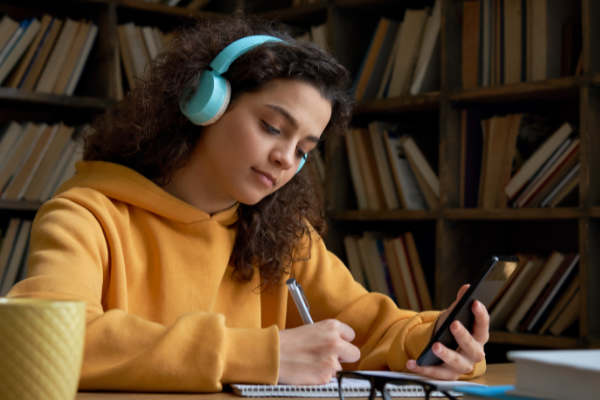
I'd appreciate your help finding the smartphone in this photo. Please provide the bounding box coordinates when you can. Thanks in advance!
[416,255,520,367]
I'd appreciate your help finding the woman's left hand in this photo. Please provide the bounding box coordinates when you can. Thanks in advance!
[405,284,489,380]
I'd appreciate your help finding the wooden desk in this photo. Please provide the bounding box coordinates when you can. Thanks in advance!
[76,363,515,400]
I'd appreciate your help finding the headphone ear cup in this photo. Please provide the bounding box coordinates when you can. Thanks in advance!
[180,70,231,126]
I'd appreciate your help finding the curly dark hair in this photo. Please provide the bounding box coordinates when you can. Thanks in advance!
[83,12,354,290]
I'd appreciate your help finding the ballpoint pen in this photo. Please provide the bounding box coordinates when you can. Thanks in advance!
[286,278,313,324]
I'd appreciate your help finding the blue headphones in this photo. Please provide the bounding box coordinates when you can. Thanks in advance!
[180,35,307,174]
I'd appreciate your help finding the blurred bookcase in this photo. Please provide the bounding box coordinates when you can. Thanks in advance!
[0,0,598,358]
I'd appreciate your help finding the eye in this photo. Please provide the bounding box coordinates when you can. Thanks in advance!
[296,149,307,160]
[262,121,280,135]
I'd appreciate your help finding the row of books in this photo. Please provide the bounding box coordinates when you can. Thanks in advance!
[462,0,582,88]
[489,251,580,337]
[117,22,171,96]
[343,232,433,312]
[0,14,98,95]
[345,122,439,211]
[353,0,440,101]
[0,218,32,297]
[460,112,578,208]
[291,0,324,7]
[0,121,85,202]
[142,0,212,9]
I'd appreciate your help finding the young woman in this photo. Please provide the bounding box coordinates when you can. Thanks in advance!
[8,15,488,392]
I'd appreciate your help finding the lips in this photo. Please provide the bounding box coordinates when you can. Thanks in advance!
[253,168,277,186]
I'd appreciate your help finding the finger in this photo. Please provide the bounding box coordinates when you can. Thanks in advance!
[451,321,486,364]
[406,359,460,381]
[429,342,473,376]
[334,321,356,343]
[337,342,361,364]
[471,300,490,344]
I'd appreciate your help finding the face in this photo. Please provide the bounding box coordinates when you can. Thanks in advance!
[174,79,332,213]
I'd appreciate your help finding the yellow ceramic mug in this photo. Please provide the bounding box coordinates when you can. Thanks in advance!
[0,298,86,400]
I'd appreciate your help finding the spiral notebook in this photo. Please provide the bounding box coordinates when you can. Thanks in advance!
[231,371,485,398]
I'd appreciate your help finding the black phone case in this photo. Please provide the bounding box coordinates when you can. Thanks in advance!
[416,255,520,367]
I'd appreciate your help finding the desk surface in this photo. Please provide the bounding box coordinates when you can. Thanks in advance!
[76,363,515,400]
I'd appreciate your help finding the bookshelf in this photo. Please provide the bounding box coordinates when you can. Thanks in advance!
[0,0,598,358]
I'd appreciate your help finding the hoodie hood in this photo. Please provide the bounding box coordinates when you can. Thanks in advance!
[56,161,239,225]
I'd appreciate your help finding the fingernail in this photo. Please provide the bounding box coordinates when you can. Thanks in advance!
[451,322,461,332]
[407,360,416,369]
[433,344,442,354]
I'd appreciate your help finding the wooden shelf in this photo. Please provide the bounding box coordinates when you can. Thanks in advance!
[489,331,581,349]
[0,200,43,212]
[449,76,584,103]
[443,208,583,220]
[328,209,439,221]
[259,2,327,25]
[0,88,116,111]
[354,92,441,115]
[327,208,583,221]
[117,0,224,19]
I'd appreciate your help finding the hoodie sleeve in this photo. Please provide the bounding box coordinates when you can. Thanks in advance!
[288,231,485,380]
[7,198,279,392]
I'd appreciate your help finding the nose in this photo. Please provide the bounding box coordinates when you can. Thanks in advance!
[269,144,295,171]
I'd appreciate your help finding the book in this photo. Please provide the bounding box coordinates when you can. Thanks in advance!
[19,17,63,90]
[0,15,20,56]
[538,271,579,334]
[141,26,160,60]
[2,124,54,200]
[0,218,21,287]
[4,14,51,88]
[480,115,511,208]
[343,236,368,289]
[118,24,136,89]
[487,253,530,312]
[135,26,150,65]
[376,23,402,99]
[504,122,573,199]
[387,8,428,97]
[462,0,480,89]
[541,163,580,208]
[410,0,441,94]
[505,251,565,333]
[383,130,427,210]
[503,0,523,84]
[35,18,79,93]
[391,237,420,311]
[518,252,578,332]
[65,23,98,96]
[0,122,23,169]
[506,350,600,400]
[354,128,385,210]
[53,20,92,95]
[480,0,492,87]
[0,220,32,296]
[383,238,410,309]
[23,123,75,201]
[344,130,368,210]
[0,123,41,193]
[357,236,388,296]
[0,18,29,68]
[497,114,523,208]
[403,232,432,310]
[0,18,41,84]
[512,134,574,206]
[401,136,439,198]
[489,256,545,330]
[405,146,438,210]
[354,18,399,101]
[548,290,579,336]
[310,24,327,50]
[368,121,400,209]
[373,238,397,304]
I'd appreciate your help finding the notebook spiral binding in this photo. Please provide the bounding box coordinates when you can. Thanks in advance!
[235,384,460,397]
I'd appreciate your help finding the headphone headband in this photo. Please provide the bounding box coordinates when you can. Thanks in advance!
[211,35,284,74]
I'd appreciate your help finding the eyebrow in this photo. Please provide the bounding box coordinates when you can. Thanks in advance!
[265,104,320,144]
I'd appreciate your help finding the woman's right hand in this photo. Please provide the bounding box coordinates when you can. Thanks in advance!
[278,319,361,385]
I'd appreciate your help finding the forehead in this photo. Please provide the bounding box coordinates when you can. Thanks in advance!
[237,79,332,136]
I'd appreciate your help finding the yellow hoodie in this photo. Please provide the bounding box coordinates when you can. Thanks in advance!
[8,161,484,392]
